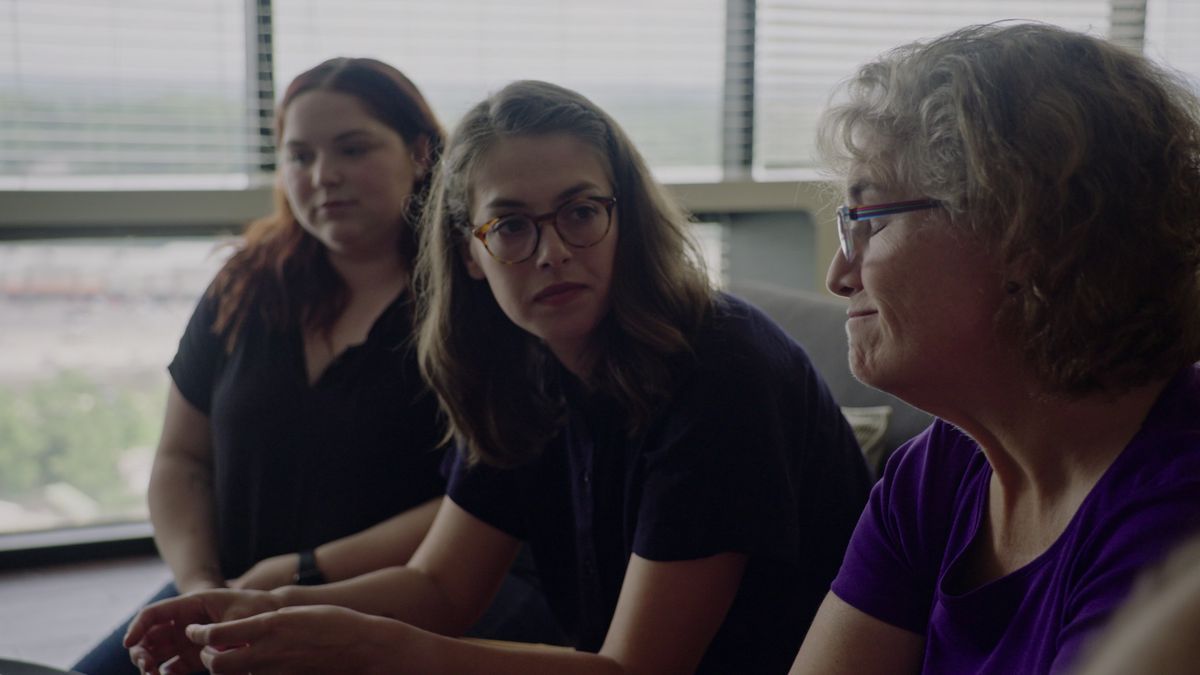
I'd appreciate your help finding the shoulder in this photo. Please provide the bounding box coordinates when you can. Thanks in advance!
[687,293,819,385]
[649,293,836,433]
[831,419,984,631]
[1133,365,1200,471]
[1054,381,1200,666]
[1072,370,1200,564]
[178,278,224,338]
[704,293,801,352]
[881,420,982,489]
[1088,366,1200,508]
[869,420,988,541]
[650,292,869,461]
[1054,369,1200,619]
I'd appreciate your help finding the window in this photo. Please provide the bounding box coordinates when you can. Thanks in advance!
[0,239,228,534]
[754,0,1113,173]
[272,0,726,180]
[1145,0,1200,88]
[3,0,1197,541]
[0,0,265,190]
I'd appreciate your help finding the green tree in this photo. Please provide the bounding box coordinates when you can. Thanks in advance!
[0,387,46,495]
[0,369,165,512]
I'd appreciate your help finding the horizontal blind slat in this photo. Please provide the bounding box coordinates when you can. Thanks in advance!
[755,0,1112,172]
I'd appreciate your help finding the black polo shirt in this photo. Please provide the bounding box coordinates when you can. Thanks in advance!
[446,294,871,674]
[169,287,445,578]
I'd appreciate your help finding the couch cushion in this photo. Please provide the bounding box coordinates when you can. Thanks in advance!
[840,405,892,477]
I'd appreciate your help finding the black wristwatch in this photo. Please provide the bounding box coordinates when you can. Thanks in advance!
[293,549,326,586]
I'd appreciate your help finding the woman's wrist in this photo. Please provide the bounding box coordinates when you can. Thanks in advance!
[176,571,225,594]
[361,613,435,675]
[270,580,329,610]
[294,548,327,585]
[270,582,305,608]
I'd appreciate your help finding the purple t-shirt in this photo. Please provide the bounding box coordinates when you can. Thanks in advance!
[831,364,1200,675]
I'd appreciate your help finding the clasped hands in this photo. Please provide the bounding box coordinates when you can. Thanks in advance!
[122,589,402,675]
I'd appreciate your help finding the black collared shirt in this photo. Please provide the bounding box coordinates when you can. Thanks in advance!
[447,294,871,674]
[170,287,445,578]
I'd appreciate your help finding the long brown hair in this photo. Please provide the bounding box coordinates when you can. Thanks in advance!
[415,80,714,467]
[211,57,445,349]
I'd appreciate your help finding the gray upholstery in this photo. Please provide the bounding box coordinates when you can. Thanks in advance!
[727,280,933,475]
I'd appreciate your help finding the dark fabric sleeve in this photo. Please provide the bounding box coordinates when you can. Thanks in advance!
[630,332,860,564]
[829,422,969,635]
[167,288,224,415]
[444,443,529,540]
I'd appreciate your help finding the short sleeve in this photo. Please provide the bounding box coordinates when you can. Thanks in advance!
[443,443,529,540]
[167,288,225,414]
[831,422,977,635]
[631,332,863,564]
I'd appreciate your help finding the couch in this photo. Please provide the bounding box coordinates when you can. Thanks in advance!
[727,279,932,477]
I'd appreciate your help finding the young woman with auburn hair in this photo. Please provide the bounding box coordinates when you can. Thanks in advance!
[78,58,560,675]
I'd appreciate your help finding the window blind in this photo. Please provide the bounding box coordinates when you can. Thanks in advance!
[754,0,1114,173]
[0,0,269,189]
[1146,0,1200,87]
[271,0,726,181]
[4,1,1190,190]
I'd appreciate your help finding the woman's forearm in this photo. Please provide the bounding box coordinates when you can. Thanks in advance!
[359,619,622,675]
[149,452,224,592]
[314,497,442,582]
[272,564,471,636]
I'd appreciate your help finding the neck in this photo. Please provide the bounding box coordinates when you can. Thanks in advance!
[326,248,409,299]
[948,375,1169,504]
[947,374,1171,584]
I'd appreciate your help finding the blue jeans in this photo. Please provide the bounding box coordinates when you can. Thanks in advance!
[72,550,566,675]
[73,581,181,675]
[464,544,568,645]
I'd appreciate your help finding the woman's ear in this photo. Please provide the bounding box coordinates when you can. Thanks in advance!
[411,135,434,180]
[460,239,487,280]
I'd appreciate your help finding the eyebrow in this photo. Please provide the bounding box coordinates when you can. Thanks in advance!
[284,129,379,148]
[847,178,875,204]
[483,182,605,211]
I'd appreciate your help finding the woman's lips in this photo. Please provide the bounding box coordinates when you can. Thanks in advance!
[318,199,357,212]
[534,282,586,304]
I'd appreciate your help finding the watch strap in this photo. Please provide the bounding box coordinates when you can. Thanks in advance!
[294,549,326,586]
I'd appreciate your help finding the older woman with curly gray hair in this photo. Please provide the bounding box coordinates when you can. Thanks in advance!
[791,22,1200,675]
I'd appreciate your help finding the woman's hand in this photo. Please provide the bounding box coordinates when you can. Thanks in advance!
[229,552,300,590]
[185,605,406,675]
[124,588,282,674]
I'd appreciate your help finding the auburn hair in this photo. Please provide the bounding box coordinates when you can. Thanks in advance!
[210,57,444,349]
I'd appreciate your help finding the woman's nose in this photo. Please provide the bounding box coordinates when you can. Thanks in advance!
[312,156,343,187]
[535,224,572,268]
[826,246,862,297]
